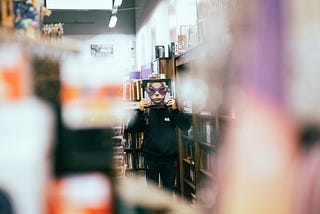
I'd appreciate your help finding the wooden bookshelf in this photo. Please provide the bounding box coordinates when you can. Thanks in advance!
[174,48,235,204]
[153,57,175,79]
[123,130,145,174]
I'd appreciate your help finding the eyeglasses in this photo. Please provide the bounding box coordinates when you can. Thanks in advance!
[145,86,169,95]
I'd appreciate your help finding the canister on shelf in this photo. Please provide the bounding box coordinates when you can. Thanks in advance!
[154,45,165,59]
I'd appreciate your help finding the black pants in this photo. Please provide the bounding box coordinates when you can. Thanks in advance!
[144,158,177,192]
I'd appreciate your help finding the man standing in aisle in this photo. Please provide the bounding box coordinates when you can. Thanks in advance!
[127,80,191,193]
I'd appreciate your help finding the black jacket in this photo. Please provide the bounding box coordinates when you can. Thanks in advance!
[127,107,191,161]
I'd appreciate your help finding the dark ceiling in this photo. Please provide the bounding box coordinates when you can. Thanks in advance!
[43,0,160,35]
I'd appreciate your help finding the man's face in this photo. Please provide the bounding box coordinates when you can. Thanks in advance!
[145,82,168,104]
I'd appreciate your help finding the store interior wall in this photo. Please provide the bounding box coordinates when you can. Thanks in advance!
[45,0,198,75]
[64,34,137,73]
[43,0,161,35]
[43,0,164,73]
[135,0,198,68]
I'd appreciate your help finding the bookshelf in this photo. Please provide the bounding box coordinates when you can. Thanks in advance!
[123,131,145,176]
[174,48,199,200]
[123,75,144,175]
[153,57,175,79]
[174,47,234,206]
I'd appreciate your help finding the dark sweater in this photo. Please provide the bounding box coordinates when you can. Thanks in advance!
[127,107,191,161]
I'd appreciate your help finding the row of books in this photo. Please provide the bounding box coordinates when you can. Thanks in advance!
[123,80,143,101]
[126,132,144,149]
[198,119,217,145]
[124,151,144,169]
[112,125,126,177]
[200,150,216,172]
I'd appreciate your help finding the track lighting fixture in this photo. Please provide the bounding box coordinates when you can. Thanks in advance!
[107,0,123,28]
[113,0,123,8]
[108,14,117,28]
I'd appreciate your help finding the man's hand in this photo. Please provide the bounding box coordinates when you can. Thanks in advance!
[139,98,152,111]
[166,96,177,110]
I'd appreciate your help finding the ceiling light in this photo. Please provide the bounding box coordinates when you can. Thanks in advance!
[114,0,123,8]
[46,0,113,10]
[108,15,117,28]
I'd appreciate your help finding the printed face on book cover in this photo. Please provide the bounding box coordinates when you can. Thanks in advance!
[145,81,170,106]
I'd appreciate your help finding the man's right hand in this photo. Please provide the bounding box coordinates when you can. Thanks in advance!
[139,98,152,111]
